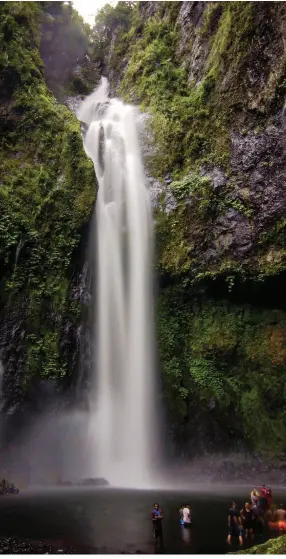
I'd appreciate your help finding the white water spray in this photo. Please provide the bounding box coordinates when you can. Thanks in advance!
[77,78,157,487]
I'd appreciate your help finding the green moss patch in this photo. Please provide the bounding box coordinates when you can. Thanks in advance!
[0,1,95,387]
[157,285,286,455]
[231,534,286,554]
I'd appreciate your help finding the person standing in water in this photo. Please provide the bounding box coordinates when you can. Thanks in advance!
[151,503,163,546]
[276,504,286,532]
[250,488,263,529]
[260,485,269,513]
[179,505,184,526]
[182,505,192,527]
[240,502,254,539]
[269,504,286,533]
[260,485,273,521]
[181,505,191,545]
[250,488,260,511]
[266,487,272,515]
[227,501,243,546]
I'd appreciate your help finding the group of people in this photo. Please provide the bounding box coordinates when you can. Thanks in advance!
[228,485,286,546]
[151,502,192,546]
[0,478,19,496]
[152,485,286,550]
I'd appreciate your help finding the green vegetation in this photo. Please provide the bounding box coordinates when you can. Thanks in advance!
[92,0,286,185]
[92,1,135,55]
[157,285,286,454]
[259,218,286,248]
[232,534,286,554]
[110,2,285,176]
[0,1,95,386]
[90,1,286,280]
[119,3,214,176]
[155,176,285,283]
[155,173,217,277]
[96,1,286,281]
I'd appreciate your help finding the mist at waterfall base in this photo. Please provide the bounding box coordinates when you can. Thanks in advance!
[77,78,160,488]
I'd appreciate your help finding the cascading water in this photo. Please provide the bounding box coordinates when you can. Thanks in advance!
[77,78,158,487]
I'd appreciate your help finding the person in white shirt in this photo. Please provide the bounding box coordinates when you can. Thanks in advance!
[183,505,192,527]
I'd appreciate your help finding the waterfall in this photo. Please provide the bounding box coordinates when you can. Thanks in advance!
[77,78,157,487]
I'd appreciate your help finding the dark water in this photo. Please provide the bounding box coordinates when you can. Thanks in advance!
[0,486,283,554]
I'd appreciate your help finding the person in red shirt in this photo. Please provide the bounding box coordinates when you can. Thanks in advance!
[266,487,272,507]
[260,485,272,515]
[260,485,268,512]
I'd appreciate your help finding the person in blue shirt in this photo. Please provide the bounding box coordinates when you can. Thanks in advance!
[179,505,184,526]
[151,503,163,546]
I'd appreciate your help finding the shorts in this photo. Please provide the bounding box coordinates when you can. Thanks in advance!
[183,522,191,528]
[153,527,162,539]
[228,526,243,538]
[243,521,253,531]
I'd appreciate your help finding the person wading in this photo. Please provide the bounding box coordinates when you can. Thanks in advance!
[182,505,192,527]
[276,504,286,530]
[179,505,184,526]
[151,503,163,546]
[240,502,254,539]
[266,487,272,516]
[227,501,243,546]
[250,488,260,530]
[250,488,260,511]
[260,485,268,513]
[269,504,286,533]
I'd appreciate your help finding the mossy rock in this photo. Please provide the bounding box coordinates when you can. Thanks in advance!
[230,535,286,554]
[157,283,286,456]
[0,1,95,396]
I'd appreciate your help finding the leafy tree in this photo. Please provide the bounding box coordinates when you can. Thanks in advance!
[91,2,135,65]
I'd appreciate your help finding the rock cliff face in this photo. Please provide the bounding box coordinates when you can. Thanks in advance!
[95,1,286,458]
[0,1,95,442]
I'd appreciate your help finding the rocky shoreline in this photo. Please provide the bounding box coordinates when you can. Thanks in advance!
[0,538,77,554]
[0,537,147,555]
